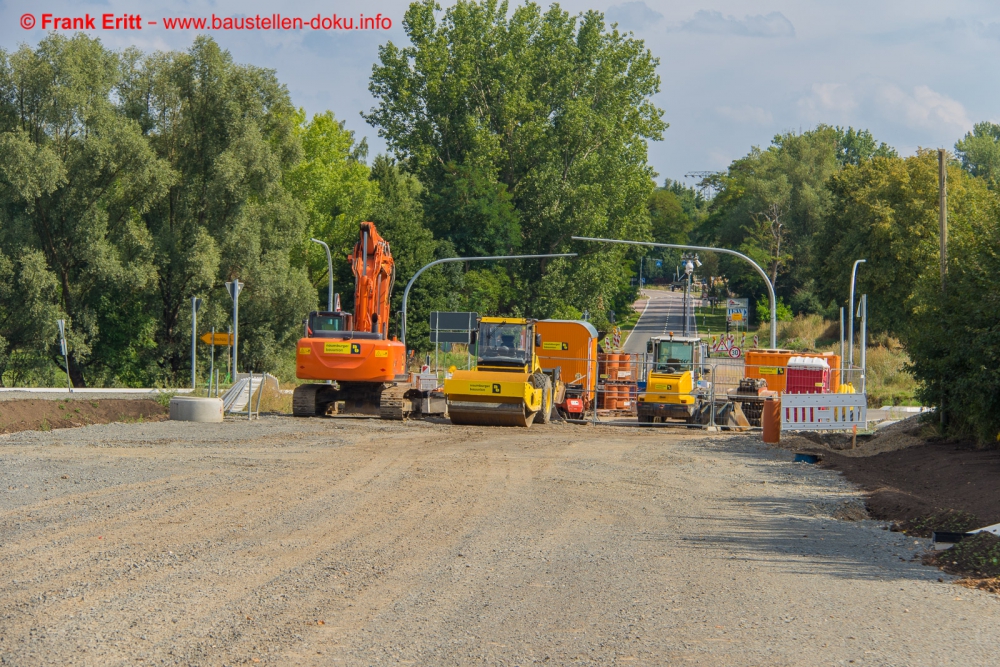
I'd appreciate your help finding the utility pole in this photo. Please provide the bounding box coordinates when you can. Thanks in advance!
[939,148,947,292]
[190,297,202,389]
[57,319,72,393]
[938,148,948,428]
[226,280,243,375]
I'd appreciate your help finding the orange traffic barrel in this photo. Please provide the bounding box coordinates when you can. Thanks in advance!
[762,397,781,443]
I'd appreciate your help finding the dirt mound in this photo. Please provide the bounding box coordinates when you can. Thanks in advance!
[778,414,934,457]
[818,439,1000,531]
[0,399,167,435]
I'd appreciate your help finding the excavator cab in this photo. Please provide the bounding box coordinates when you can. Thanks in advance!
[307,311,353,336]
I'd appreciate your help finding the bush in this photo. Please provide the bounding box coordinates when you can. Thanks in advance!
[755,296,792,326]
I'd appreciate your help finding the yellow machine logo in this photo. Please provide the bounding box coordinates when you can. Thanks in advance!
[492,383,502,393]
[299,347,311,355]
[374,349,388,358]
[469,382,492,392]
[541,341,569,350]
[653,383,673,390]
[324,342,362,355]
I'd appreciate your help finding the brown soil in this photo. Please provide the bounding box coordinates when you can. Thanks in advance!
[776,414,1000,582]
[0,399,167,434]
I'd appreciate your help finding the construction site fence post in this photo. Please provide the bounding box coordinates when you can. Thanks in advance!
[247,373,253,421]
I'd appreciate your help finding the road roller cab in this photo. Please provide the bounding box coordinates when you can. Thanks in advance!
[443,317,553,427]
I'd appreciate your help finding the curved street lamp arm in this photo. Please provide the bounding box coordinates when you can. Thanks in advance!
[400,253,577,345]
[570,236,778,349]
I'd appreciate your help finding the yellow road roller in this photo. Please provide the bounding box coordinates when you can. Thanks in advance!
[443,317,553,427]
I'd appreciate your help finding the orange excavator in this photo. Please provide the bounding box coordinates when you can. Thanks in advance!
[292,221,436,419]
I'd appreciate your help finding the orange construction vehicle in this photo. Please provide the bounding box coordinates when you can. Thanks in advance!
[292,222,439,419]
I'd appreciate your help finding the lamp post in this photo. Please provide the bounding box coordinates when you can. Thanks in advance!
[573,237,778,348]
[225,279,243,375]
[190,297,202,389]
[848,259,866,367]
[311,238,334,312]
[400,253,577,345]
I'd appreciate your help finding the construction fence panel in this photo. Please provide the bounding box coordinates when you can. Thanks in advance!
[780,393,867,431]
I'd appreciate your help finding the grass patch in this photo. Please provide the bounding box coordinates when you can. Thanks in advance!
[153,390,176,409]
[895,510,979,538]
[39,418,51,432]
[936,532,1000,578]
[254,381,293,414]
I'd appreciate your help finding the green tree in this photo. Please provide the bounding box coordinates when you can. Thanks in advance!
[0,34,171,386]
[955,121,1000,188]
[815,150,985,337]
[120,37,313,378]
[701,125,894,311]
[366,0,665,329]
[285,110,377,309]
[905,167,1000,444]
[834,126,897,167]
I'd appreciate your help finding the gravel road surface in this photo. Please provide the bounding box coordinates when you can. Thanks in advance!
[1,417,997,665]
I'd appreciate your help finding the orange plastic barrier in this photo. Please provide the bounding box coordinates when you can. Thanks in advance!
[743,349,841,393]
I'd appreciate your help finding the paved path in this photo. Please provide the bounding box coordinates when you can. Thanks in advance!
[623,289,697,353]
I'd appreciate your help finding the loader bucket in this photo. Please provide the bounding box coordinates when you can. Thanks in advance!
[447,400,536,427]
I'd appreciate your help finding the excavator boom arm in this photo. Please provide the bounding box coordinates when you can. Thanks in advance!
[349,221,395,337]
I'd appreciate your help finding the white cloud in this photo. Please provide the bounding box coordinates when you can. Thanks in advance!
[679,10,795,38]
[875,84,973,133]
[606,2,663,31]
[797,83,858,118]
[715,105,773,125]
[796,81,971,134]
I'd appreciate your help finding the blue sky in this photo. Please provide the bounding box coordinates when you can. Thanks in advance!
[4,0,998,186]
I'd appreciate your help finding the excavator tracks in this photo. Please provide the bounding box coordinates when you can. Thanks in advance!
[379,384,410,420]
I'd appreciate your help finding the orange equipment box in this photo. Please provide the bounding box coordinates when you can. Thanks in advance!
[536,320,598,401]
[743,349,840,394]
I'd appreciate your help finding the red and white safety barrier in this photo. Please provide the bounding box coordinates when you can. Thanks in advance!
[781,393,866,431]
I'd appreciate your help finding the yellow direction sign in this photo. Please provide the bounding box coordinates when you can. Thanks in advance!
[200,332,233,345]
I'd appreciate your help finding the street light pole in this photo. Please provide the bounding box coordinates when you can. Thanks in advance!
[225,280,243,375]
[573,237,778,348]
[848,259,866,367]
[311,238,334,312]
[190,297,202,389]
[400,253,577,345]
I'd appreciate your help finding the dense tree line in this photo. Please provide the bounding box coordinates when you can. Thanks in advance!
[0,1,664,386]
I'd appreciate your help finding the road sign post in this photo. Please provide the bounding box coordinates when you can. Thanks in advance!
[725,298,748,326]
[209,327,215,396]
[57,319,71,393]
